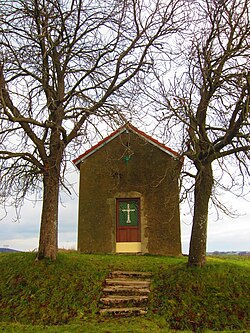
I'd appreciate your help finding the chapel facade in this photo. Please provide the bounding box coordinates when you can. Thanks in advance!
[73,123,182,256]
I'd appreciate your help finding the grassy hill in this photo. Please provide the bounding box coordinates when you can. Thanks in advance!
[0,252,249,332]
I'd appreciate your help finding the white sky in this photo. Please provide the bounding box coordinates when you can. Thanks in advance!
[0,166,249,254]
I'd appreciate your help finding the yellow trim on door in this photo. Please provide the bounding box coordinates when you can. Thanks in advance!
[116,242,141,253]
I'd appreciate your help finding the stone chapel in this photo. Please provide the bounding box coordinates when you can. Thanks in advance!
[73,123,182,255]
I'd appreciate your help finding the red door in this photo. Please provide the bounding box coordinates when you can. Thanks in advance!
[116,198,140,242]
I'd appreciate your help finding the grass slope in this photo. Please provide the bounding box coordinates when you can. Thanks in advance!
[0,252,249,332]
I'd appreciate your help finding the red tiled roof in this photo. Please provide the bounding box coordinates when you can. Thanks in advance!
[73,123,180,168]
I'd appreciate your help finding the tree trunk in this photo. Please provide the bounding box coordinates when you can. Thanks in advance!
[37,160,61,260]
[188,162,213,267]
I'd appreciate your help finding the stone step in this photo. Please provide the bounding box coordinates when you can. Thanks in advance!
[99,271,152,317]
[105,278,151,287]
[103,285,150,295]
[100,295,148,306]
[110,271,152,279]
[99,307,147,316]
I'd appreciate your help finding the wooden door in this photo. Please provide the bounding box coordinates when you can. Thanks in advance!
[116,198,140,242]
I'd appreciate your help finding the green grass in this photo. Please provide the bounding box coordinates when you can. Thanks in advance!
[3,321,247,333]
[1,321,249,333]
[0,252,249,332]
[152,256,250,331]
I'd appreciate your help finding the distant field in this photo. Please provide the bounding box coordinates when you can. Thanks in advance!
[0,252,249,332]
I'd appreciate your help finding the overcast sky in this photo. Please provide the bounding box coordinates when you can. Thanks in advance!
[0,165,249,254]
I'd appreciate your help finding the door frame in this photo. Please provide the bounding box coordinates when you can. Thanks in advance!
[116,198,141,252]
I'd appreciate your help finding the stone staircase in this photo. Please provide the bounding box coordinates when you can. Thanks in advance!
[99,270,152,316]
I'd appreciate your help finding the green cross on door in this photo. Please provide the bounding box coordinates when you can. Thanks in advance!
[118,200,139,227]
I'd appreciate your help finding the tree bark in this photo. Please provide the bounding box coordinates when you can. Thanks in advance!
[37,159,61,260]
[188,162,213,267]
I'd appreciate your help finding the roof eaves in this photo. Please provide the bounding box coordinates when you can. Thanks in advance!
[73,122,181,169]
[127,123,179,158]
[72,125,127,167]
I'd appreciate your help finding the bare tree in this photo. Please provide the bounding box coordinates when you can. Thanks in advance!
[145,0,250,266]
[0,0,185,259]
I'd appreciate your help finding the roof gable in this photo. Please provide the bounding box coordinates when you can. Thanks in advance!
[73,123,180,168]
